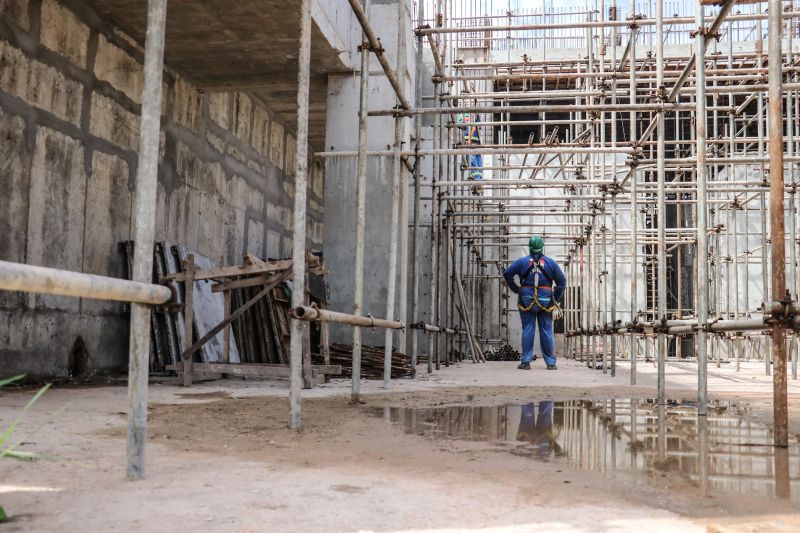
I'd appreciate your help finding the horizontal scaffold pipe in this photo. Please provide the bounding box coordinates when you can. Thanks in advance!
[433,179,614,188]
[416,11,800,34]
[316,147,635,158]
[410,322,463,335]
[447,211,595,217]
[436,83,800,101]
[0,260,173,305]
[369,103,711,117]
[620,318,774,334]
[451,51,766,69]
[292,305,404,330]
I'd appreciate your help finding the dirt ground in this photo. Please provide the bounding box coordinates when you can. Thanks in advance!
[1,358,800,532]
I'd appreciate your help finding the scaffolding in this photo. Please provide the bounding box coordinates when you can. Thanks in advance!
[2,0,800,479]
[384,0,800,450]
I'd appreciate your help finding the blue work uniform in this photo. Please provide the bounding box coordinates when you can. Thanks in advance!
[503,254,566,366]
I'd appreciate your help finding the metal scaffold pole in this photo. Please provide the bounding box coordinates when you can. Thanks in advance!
[126,0,168,481]
[351,0,371,404]
[628,0,639,385]
[767,0,789,449]
[288,0,312,430]
[695,0,710,416]
[410,0,424,371]
[655,0,666,405]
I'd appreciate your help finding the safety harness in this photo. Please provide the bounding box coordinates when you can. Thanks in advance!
[517,256,558,313]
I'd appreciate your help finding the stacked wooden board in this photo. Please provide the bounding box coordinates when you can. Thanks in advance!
[121,241,240,371]
[230,281,292,364]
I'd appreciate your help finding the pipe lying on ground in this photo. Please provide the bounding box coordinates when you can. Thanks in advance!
[0,259,173,305]
[292,305,404,330]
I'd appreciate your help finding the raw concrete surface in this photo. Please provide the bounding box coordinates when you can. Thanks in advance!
[0,0,326,378]
[2,358,800,532]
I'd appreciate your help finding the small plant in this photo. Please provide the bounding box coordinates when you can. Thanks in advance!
[0,374,52,461]
[0,374,55,524]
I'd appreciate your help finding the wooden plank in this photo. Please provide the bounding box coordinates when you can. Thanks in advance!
[302,273,313,389]
[175,246,239,363]
[251,286,268,363]
[223,290,231,364]
[161,242,188,360]
[180,271,290,362]
[182,253,194,387]
[211,273,280,292]
[167,363,342,378]
[257,294,275,363]
[264,291,284,364]
[154,243,180,366]
[163,259,293,283]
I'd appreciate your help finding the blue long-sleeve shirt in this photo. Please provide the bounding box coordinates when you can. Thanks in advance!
[503,254,567,302]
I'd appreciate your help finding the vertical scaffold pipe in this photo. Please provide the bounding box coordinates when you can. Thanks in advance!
[395,0,410,372]
[629,0,638,385]
[351,0,371,404]
[383,0,408,389]
[410,0,424,371]
[695,0,710,416]
[126,0,168,481]
[656,0,667,405]
[767,0,789,449]
[610,0,618,377]
[288,0,312,430]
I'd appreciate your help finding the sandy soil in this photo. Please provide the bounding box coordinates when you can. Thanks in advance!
[1,358,799,532]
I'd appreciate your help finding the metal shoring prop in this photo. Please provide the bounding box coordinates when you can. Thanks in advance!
[410,0,424,371]
[694,0,711,417]
[628,0,639,385]
[655,0,667,406]
[381,0,408,390]
[767,0,790,452]
[126,0,168,480]
[288,0,312,430]
[350,0,371,404]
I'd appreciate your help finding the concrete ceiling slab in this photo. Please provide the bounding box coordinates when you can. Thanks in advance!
[86,0,347,149]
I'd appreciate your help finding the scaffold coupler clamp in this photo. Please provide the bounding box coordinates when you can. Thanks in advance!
[163,283,181,313]
[414,24,432,37]
[367,314,376,330]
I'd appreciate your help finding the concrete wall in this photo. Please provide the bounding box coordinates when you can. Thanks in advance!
[0,0,325,378]
[323,0,416,349]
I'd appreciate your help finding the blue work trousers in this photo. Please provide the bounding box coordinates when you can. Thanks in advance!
[518,296,555,366]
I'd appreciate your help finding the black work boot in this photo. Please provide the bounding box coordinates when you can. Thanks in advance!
[546,364,557,370]
[517,362,531,370]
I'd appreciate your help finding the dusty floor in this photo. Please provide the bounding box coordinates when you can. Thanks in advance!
[1,358,800,532]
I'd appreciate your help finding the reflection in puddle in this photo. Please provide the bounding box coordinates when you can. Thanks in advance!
[378,399,800,500]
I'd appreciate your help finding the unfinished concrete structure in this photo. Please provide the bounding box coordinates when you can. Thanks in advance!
[1,0,799,502]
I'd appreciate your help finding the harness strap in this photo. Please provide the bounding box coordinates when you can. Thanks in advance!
[517,257,558,313]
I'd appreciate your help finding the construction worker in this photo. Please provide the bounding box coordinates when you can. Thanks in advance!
[503,235,566,370]
[457,113,483,180]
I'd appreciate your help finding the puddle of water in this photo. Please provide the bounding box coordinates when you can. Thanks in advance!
[375,399,800,501]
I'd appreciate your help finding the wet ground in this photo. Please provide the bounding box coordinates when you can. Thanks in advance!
[376,398,800,501]
[3,359,800,531]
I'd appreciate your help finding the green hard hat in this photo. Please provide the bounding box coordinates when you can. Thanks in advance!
[529,235,544,254]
